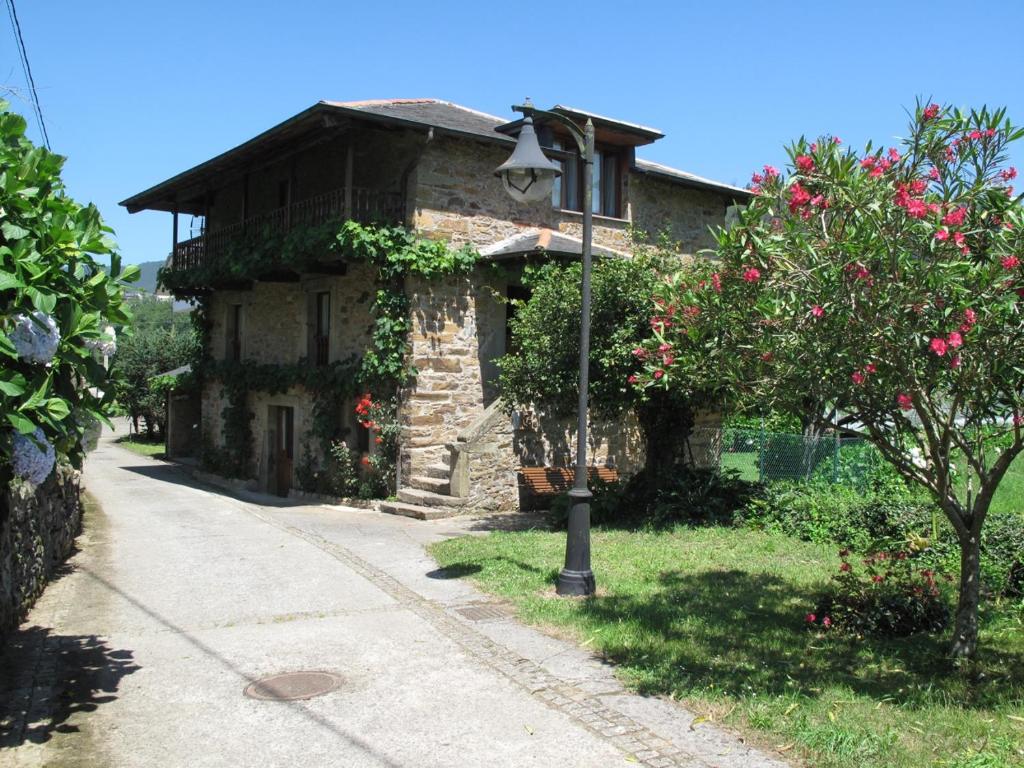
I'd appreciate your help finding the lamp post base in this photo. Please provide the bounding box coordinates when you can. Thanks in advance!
[556,568,596,596]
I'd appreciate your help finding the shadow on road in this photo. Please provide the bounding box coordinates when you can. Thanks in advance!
[0,627,140,749]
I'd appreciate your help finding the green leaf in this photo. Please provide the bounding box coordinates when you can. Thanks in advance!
[0,271,23,291]
[7,412,36,434]
[1,221,30,240]
[0,373,27,396]
[44,398,71,420]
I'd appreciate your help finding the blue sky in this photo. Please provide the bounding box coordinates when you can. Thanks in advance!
[3,0,1022,265]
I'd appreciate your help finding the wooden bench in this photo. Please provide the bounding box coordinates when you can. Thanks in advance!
[518,466,620,510]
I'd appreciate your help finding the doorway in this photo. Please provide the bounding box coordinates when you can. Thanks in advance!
[268,405,294,497]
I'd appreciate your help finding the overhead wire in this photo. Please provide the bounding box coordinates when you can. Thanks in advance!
[4,0,49,149]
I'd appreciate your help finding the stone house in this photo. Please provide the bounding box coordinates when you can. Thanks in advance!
[120,99,749,516]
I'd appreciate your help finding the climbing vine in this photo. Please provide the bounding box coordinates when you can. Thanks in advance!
[174,221,478,485]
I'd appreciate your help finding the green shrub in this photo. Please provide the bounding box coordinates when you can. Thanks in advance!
[810,548,951,638]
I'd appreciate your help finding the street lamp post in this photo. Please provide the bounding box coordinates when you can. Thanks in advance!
[496,103,596,597]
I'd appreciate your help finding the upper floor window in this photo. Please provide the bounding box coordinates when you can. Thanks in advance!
[312,291,330,367]
[227,304,243,362]
[549,140,621,218]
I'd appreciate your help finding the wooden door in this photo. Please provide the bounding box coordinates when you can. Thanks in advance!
[275,406,294,497]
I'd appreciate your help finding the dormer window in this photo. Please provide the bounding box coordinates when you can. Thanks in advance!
[548,139,621,218]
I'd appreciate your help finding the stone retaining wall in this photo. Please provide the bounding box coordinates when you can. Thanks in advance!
[0,465,82,641]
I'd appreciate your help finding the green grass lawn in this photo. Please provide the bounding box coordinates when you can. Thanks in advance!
[431,527,1024,768]
[113,434,166,459]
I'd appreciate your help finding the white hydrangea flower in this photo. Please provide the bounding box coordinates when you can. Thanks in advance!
[11,427,56,485]
[9,311,60,364]
[85,324,117,357]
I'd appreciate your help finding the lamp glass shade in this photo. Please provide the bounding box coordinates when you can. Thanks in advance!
[501,168,556,203]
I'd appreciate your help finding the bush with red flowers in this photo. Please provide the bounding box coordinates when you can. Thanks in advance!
[809,548,951,638]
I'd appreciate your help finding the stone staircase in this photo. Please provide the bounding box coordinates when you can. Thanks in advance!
[379,456,466,520]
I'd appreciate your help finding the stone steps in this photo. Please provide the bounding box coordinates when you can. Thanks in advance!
[398,487,466,509]
[407,475,450,494]
[423,463,451,480]
[379,500,459,521]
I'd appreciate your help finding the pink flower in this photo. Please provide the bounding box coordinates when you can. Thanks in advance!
[811,305,825,318]
[751,172,764,185]
[805,613,817,623]
[897,393,913,411]
[865,363,877,374]
[851,371,866,385]
[1002,255,1021,270]
[760,352,774,362]
[969,130,983,140]
[658,342,672,353]
[872,574,885,584]
[632,347,647,359]
[833,137,842,144]
[763,165,779,178]
[935,228,950,241]
[788,181,812,213]
[942,207,967,227]
[964,308,977,325]
[1001,167,1018,182]
[909,179,928,195]
[653,369,664,380]
[627,374,638,384]
[822,616,832,628]
[860,156,877,170]
[711,273,722,293]
[905,199,928,219]
[930,337,948,356]
[795,155,815,173]
[888,147,902,163]
[662,354,675,366]
[1014,414,1024,427]
[947,331,963,349]
[869,165,885,178]
[929,167,941,181]
[949,355,961,369]
[922,103,940,120]
[743,267,761,283]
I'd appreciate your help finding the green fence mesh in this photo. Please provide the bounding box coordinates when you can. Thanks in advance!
[708,427,883,489]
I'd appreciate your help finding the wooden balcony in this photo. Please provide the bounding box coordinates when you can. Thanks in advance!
[167,186,404,276]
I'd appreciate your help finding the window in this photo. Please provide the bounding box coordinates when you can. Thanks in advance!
[548,140,621,217]
[313,291,330,367]
[226,304,243,362]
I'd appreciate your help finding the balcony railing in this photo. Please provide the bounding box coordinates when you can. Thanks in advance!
[167,186,404,275]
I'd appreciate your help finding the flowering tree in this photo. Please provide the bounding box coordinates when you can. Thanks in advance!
[1,102,134,488]
[635,103,1024,658]
[499,249,725,481]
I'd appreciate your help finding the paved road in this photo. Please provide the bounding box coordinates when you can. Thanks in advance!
[1,429,789,768]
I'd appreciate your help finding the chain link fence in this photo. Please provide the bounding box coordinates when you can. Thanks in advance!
[690,426,884,490]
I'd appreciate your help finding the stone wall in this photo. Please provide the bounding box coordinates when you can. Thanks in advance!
[1,465,81,640]
[629,174,732,256]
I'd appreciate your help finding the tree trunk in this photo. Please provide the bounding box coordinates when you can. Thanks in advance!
[635,394,694,480]
[950,529,982,659]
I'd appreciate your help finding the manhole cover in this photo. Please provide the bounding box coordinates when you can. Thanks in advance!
[244,671,342,701]
[456,603,511,622]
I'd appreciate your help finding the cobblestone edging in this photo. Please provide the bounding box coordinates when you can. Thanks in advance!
[256,513,720,768]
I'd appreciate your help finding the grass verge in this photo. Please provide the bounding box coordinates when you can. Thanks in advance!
[113,435,165,459]
[431,526,1024,768]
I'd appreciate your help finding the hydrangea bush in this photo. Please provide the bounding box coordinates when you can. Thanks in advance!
[636,102,1024,658]
[1,101,135,487]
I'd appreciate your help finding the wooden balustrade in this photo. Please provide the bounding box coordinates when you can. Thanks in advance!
[167,186,403,274]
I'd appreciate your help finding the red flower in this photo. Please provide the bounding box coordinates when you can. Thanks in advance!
[751,172,764,185]
[763,165,779,177]
[860,156,877,170]
[929,338,948,356]
[805,613,817,623]
[922,103,940,120]
[374,436,383,445]
[627,374,638,384]
[1001,167,1018,181]
[360,455,371,466]
[947,331,963,348]
[663,354,675,366]
[1002,255,1021,270]
[711,273,722,293]
[935,228,950,242]
[811,305,825,318]
[822,616,832,628]
[840,562,852,572]
[653,369,664,380]
[632,347,648,359]
[909,179,928,195]
[942,207,967,227]
[888,147,902,163]
[950,355,961,369]
[929,167,941,181]
[865,363,877,374]
[657,342,672,353]
[795,154,815,173]
[760,352,774,362]
[788,181,812,213]
[897,393,913,411]
[851,371,866,385]
[743,267,761,283]
[872,574,885,583]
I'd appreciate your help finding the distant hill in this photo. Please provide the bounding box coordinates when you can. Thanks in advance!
[130,260,165,294]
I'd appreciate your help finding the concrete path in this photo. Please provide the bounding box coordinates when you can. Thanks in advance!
[1,428,790,768]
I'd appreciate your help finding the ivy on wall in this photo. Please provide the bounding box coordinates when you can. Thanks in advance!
[170,221,478,482]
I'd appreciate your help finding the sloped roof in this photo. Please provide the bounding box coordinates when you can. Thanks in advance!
[478,229,629,261]
[120,99,749,214]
